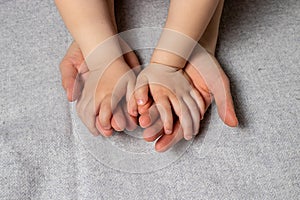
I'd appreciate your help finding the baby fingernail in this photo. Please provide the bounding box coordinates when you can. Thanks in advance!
[185,135,193,140]
[165,129,172,134]
[137,99,144,105]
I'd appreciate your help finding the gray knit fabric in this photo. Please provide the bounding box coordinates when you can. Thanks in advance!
[0,0,299,199]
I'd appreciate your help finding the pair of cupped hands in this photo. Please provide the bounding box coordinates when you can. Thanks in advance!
[60,39,238,152]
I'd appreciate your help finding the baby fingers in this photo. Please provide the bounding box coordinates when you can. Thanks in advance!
[155,96,173,134]
[76,98,100,136]
[183,95,200,136]
[169,96,193,140]
[139,103,160,128]
[134,75,149,107]
[142,118,164,142]
[98,96,113,130]
[111,104,126,132]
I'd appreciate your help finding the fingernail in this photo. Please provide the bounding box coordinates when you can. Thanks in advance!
[165,129,172,134]
[137,99,144,105]
[185,135,193,140]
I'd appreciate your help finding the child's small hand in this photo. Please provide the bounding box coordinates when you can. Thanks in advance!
[95,97,138,136]
[139,50,238,152]
[76,57,136,136]
[134,63,204,140]
[59,41,140,136]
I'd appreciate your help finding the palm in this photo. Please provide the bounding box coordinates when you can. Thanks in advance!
[141,52,238,152]
[185,63,212,112]
[60,41,237,152]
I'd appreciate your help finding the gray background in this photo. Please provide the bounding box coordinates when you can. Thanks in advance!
[0,0,299,199]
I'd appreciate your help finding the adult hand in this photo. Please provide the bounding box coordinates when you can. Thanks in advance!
[139,50,238,152]
[59,41,140,135]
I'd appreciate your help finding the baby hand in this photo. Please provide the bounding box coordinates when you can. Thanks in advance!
[134,63,204,140]
[76,57,136,136]
[139,48,238,152]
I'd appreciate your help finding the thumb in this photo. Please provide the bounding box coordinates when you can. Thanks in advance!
[212,75,238,127]
[188,48,238,127]
[60,59,82,102]
[60,60,75,101]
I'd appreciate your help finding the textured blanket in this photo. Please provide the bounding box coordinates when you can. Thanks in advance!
[0,0,299,199]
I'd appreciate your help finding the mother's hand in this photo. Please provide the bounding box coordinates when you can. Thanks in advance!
[59,41,140,135]
[139,51,238,152]
[59,41,238,152]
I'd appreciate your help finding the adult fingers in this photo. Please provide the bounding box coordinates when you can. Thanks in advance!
[143,118,164,142]
[189,51,238,127]
[76,98,100,136]
[139,103,160,128]
[60,58,79,102]
[155,121,184,152]
[211,73,238,127]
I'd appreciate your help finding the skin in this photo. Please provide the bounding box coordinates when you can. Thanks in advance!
[140,0,238,152]
[55,0,140,136]
[133,0,222,139]
[60,41,139,136]
[58,0,237,151]
[55,0,224,139]
[151,0,220,69]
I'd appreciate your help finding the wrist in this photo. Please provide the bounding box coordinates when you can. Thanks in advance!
[151,28,198,69]
[85,35,124,71]
[150,50,186,69]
